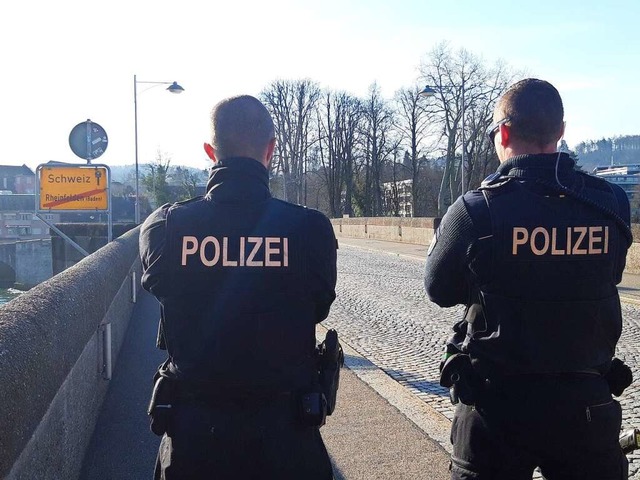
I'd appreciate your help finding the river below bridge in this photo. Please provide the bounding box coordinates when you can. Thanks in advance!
[0,288,24,305]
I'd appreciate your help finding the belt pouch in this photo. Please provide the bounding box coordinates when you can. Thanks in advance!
[148,376,174,436]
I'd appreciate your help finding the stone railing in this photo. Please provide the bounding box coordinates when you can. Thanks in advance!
[333,217,439,245]
[0,227,141,480]
[332,218,640,275]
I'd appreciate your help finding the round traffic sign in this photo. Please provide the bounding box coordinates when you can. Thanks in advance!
[69,119,108,161]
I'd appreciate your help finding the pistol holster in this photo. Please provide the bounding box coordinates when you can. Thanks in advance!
[317,329,344,415]
[148,360,175,436]
[440,353,482,406]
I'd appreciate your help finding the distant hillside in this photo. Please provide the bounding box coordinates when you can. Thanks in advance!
[109,165,135,183]
[575,135,640,172]
[109,164,208,185]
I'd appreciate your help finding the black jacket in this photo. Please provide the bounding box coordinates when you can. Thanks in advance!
[425,153,631,376]
[140,157,337,390]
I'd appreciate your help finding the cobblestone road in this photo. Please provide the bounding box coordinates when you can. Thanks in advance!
[324,244,640,480]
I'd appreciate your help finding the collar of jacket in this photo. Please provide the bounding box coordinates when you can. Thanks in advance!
[496,152,576,181]
[204,156,271,203]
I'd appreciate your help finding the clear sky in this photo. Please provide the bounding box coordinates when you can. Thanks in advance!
[1,0,638,172]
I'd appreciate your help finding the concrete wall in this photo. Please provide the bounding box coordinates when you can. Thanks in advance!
[331,217,640,275]
[15,239,53,288]
[333,217,440,245]
[0,227,142,480]
[0,240,54,289]
[51,223,137,275]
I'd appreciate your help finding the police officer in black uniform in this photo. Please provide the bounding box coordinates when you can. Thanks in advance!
[424,79,632,479]
[140,95,337,480]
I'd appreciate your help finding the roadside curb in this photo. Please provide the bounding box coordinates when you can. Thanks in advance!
[338,241,426,262]
[620,295,640,306]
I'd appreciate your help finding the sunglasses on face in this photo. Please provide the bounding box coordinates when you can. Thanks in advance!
[486,117,511,143]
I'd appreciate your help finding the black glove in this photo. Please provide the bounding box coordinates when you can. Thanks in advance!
[605,358,633,397]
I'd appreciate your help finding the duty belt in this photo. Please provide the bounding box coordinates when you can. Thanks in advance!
[175,382,292,405]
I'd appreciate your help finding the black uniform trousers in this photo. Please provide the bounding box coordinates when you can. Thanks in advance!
[154,395,333,480]
[450,374,627,480]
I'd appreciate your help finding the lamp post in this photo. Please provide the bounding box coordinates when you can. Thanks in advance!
[611,138,615,167]
[133,75,184,224]
[419,80,466,194]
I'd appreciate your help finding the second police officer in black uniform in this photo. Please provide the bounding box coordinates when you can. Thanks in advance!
[140,95,339,480]
[425,79,633,479]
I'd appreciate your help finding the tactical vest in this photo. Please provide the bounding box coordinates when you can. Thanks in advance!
[463,173,627,375]
[159,196,319,391]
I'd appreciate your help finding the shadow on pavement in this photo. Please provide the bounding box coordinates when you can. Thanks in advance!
[330,461,347,480]
[343,352,448,398]
[383,368,449,397]
[79,290,164,480]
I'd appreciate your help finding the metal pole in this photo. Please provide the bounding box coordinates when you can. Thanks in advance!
[303,156,307,206]
[134,74,140,224]
[611,138,615,166]
[461,78,466,194]
[102,323,112,380]
[85,119,93,164]
[131,271,137,304]
[107,211,113,243]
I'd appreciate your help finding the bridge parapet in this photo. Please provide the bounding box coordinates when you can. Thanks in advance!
[0,227,141,479]
[331,218,640,274]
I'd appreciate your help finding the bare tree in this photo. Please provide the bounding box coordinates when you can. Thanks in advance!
[419,44,468,214]
[261,79,320,204]
[383,144,409,216]
[302,167,331,213]
[463,59,515,187]
[172,166,206,199]
[416,158,443,216]
[419,43,516,214]
[394,86,438,216]
[141,150,171,209]
[315,90,362,217]
[359,83,396,216]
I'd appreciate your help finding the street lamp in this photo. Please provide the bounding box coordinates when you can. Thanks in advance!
[133,75,184,224]
[419,81,466,194]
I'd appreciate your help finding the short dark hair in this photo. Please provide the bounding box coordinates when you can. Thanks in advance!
[498,78,564,147]
[210,95,275,161]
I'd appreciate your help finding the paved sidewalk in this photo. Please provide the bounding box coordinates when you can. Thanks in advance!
[80,288,451,480]
[321,324,451,479]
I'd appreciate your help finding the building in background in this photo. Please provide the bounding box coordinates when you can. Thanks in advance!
[0,166,54,240]
[592,164,640,200]
[592,164,640,221]
[0,195,58,240]
[0,165,36,194]
[382,179,413,217]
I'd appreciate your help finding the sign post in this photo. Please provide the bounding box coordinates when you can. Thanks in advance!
[36,120,113,257]
[36,163,112,248]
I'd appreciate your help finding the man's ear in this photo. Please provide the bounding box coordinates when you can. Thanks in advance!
[499,123,510,147]
[559,121,566,142]
[203,143,217,163]
[264,138,276,168]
